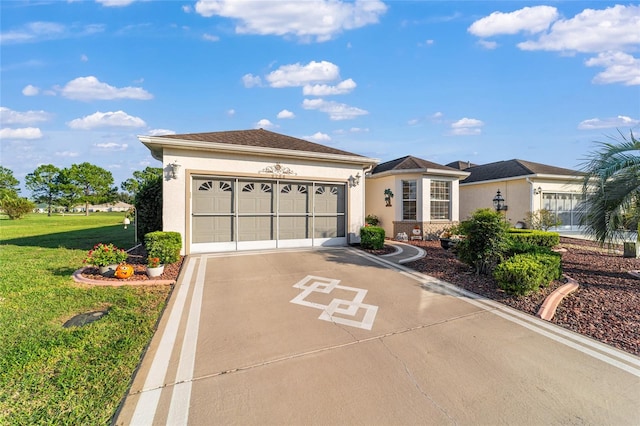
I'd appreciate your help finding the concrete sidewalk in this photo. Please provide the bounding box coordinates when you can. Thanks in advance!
[115,247,640,425]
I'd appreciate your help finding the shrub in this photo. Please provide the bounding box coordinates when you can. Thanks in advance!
[494,255,546,295]
[455,208,510,275]
[524,209,561,230]
[135,175,162,242]
[508,229,559,248]
[84,243,128,267]
[0,197,35,219]
[365,214,380,226]
[360,226,385,249]
[145,231,182,264]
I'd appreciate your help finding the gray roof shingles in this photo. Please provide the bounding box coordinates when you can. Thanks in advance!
[371,155,460,174]
[158,128,364,157]
[461,159,582,184]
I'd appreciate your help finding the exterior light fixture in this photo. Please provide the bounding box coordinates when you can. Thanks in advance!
[169,160,181,179]
[348,172,361,188]
[493,190,507,212]
[533,186,542,195]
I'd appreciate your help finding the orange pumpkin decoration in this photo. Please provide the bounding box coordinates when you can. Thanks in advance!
[114,263,134,279]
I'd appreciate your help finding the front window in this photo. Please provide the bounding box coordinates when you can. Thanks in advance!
[402,180,417,221]
[430,180,450,220]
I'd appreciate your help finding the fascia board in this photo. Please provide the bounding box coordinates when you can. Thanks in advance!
[369,168,469,179]
[461,173,582,186]
[138,136,378,167]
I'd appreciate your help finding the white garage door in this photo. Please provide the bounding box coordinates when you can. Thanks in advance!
[191,177,346,253]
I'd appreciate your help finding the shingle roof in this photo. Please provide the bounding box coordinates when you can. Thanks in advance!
[158,128,363,157]
[461,159,582,184]
[445,160,478,170]
[371,155,462,175]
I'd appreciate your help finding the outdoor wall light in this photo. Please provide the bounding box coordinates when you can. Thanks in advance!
[533,186,542,195]
[169,160,181,179]
[493,189,508,211]
[348,172,361,188]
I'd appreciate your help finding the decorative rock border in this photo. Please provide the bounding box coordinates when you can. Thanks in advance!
[72,267,175,287]
[537,275,579,321]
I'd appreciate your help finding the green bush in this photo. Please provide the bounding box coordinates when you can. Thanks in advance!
[365,214,380,226]
[494,255,546,295]
[455,208,510,275]
[360,226,385,249]
[145,231,182,264]
[494,252,562,295]
[0,197,35,219]
[135,175,162,242]
[508,229,559,248]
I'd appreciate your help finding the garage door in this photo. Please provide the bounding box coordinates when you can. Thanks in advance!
[191,177,346,253]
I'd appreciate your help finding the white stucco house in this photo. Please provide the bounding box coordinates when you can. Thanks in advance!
[138,129,378,254]
[447,159,585,230]
[365,156,470,239]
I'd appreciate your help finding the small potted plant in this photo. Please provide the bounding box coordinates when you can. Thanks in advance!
[84,243,128,276]
[146,256,164,278]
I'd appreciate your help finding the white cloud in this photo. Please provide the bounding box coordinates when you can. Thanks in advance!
[585,52,640,86]
[277,109,295,119]
[59,76,153,101]
[96,0,136,7]
[0,21,65,44]
[95,142,128,150]
[305,132,331,142]
[468,6,558,37]
[227,109,236,117]
[578,115,639,130]
[183,5,192,13]
[147,128,176,136]
[0,127,43,139]
[203,33,220,42]
[302,98,368,120]
[22,85,40,96]
[81,54,89,62]
[0,107,51,124]
[477,40,498,50]
[303,78,356,96]
[255,119,276,129]
[194,0,387,42]
[67,111,146,129]
[407,118,420,126]
[450,118,484,135]
[242,73,262,88]
[55,150,80,157]
[267,61,340,88]
[349,127,369,133]
[517,5,640,54]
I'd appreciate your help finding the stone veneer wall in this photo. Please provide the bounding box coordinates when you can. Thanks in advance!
[393,221,458,241]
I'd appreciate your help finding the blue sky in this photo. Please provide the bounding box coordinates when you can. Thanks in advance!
[1,0,639,193]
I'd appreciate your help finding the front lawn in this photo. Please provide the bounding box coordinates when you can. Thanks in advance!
[0,213,172,424]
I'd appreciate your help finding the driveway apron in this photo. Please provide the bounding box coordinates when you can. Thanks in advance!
[115,248,640,425]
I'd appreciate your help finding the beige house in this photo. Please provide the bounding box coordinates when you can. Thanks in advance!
[365,156,469,239]
[138,129,377,254]
[449,159,585,230]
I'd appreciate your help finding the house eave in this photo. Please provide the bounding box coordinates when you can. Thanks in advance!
[460,173,583,186]
[138,135,379,167]
[368,168,469,179]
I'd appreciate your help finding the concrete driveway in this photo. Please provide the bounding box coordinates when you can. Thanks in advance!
[115,247,640,425]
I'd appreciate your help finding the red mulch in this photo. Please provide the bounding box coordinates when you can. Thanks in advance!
[395,237,639,357]
[81,245,184,282]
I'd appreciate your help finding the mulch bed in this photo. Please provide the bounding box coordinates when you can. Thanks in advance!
[80,245,184,283]
[393,237,639,357]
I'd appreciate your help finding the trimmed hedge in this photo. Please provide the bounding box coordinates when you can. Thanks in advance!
[508,229,559,248]
[494,252,562,295]
[360,226,385,250]
[144,231,182,264]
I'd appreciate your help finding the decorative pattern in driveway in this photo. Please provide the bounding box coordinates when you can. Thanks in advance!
[290,275,378,330]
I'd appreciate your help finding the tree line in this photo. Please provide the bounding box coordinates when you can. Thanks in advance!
[0,163,161,219]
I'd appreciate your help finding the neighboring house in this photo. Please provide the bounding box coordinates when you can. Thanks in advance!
[449,159,585,230]
[138,129,377,254]
[366,156,469,239]
[88,202,132,212]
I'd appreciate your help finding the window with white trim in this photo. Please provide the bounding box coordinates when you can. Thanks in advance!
[402,180,417,221]
[430,180,450,220]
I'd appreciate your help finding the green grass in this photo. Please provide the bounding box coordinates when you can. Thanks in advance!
[0,213,172,424]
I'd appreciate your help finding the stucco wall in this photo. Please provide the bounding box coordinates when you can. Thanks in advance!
[161,147,368,254]
[364,175,397,237]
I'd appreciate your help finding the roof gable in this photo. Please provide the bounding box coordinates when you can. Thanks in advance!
[462,159,582,184]
[158,128,362,157]
[371,155,463,175]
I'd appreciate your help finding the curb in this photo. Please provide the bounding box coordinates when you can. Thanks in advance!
[537,275,579,321]
[72,267,175,287]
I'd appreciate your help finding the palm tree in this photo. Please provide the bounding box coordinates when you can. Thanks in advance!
[579,130,640,245]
